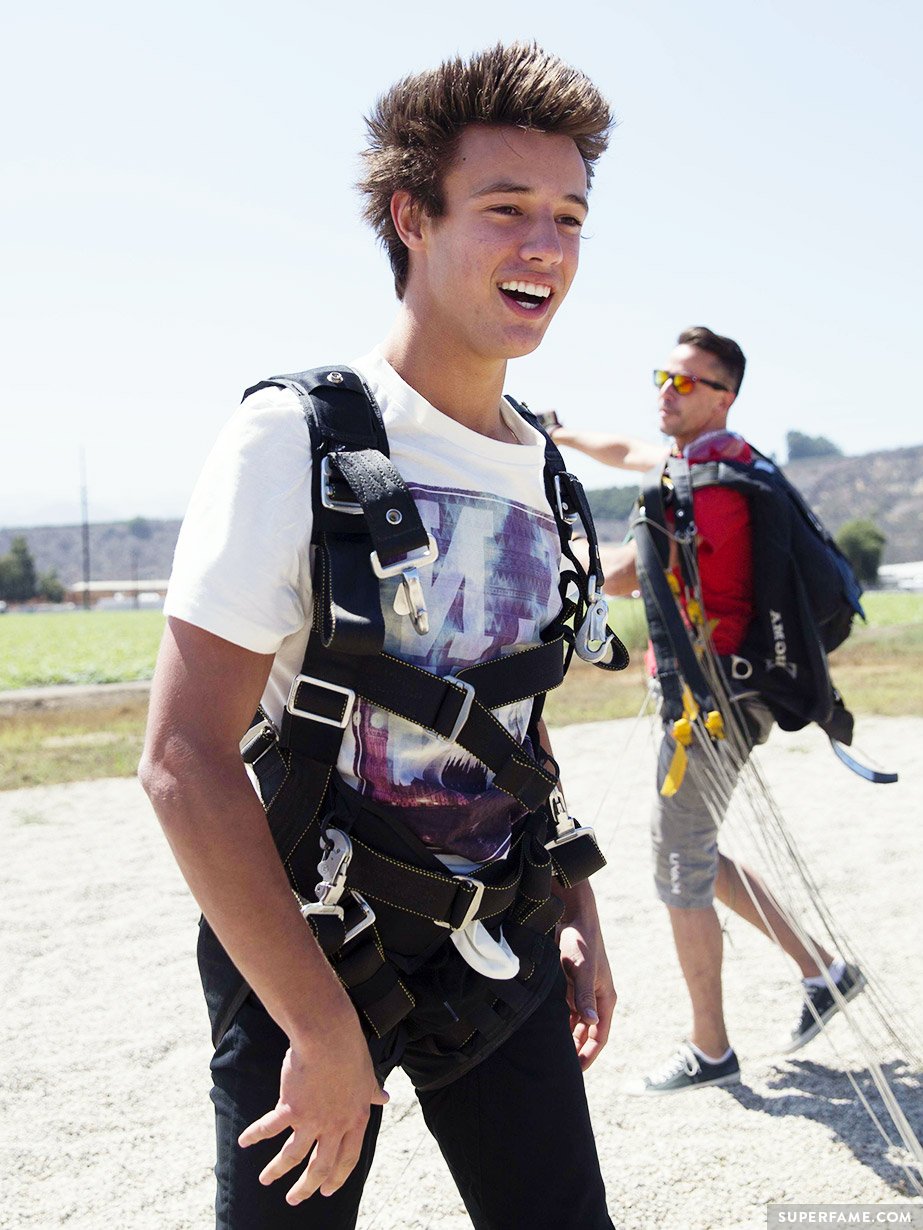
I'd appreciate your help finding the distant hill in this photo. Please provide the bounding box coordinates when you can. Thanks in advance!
[0,518,182,586]
[1,444,921,582]
[586,443,923,565]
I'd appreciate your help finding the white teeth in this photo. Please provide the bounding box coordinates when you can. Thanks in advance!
[499,281,552,299]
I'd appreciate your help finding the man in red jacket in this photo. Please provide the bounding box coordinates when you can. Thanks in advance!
[549,326,863,1094]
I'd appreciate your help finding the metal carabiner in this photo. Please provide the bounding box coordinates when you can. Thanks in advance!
[575,575,613,664]
[314,827,353,908]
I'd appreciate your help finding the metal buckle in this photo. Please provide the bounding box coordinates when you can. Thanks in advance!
[553,473,579,525]
[370,535,439,579]
[546,784,575,840]
[575,598,612,665]
[546,824,599,852]
[239,717,276,761]
[433,875,485,932]
[315,827,353,907]
[300,899,344,923]
[438,677,475,744]
[392,566,430,635]
[319,454,363,515]
[285,674,355,729]
[299,890,375,944]
[343,892,376,943]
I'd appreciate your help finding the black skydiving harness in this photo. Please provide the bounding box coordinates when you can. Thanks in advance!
[630,450,897,787]
[197,365,628,1091]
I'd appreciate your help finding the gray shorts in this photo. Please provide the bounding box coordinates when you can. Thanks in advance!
[651,700,773,908]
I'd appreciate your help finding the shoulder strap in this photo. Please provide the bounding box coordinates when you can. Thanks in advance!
[508,397,629,675]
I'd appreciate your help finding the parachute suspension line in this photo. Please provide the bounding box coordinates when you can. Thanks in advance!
[655,536,923,1192]
[588,675,659,833]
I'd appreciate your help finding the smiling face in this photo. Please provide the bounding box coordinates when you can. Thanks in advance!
[397,124,589,368]
[656,343,736,450]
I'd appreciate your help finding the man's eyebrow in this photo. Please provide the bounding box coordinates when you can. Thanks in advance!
[472,181,589,211]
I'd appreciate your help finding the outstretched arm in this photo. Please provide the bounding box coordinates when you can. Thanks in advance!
[545,417,669,474]
[140,617,387,1205]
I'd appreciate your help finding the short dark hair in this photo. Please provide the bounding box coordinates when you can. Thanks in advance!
[678,326,746,395]
[357,42,614,298]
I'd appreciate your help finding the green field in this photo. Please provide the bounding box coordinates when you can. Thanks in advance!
[0,609,165,690]
[0,593,920,791]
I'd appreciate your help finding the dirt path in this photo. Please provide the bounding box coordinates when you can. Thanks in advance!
[2,716,920,1228]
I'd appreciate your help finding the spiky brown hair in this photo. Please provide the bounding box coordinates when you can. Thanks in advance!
[358,42,613,298]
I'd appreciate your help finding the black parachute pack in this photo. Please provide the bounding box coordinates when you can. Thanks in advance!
[198,365,629,1090]
[632,434,895,783]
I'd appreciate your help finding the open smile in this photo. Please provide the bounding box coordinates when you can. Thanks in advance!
[498,280,554,314]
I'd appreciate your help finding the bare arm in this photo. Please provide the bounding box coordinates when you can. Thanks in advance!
[139,617,386,1203]
[548,420,669,474]
[600,540,640,597]
[536,719,617,1070]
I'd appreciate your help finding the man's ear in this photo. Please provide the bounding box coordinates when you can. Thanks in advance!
[391,191,426,251]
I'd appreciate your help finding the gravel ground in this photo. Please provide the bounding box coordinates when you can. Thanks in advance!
[1,715,921,1229]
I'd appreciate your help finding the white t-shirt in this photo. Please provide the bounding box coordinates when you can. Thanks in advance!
[166,347,562,863]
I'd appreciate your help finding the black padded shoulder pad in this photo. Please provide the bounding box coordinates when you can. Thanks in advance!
[243,366,389,457]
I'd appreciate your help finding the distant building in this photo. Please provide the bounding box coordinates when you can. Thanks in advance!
[66,579,169,608]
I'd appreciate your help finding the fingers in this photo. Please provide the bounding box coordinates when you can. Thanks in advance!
[238,1105,292,1149]
[238,1085,389,1204]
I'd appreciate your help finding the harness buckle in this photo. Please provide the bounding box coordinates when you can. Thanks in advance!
[438,677,476,744]
[575,575,613,664]
[286,675,356,729]
[546,784,576,840]
[239,717,277,764]
[434,875,486,932]
[553,473,579,526]
[319,454,364,515]
[392,565,430,635]
[299,891,376,944]
[370,535,439,579]
[546,824,599,852]
[315,827,353,907]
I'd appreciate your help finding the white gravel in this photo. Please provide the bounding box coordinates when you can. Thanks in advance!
[1,715,921,1229]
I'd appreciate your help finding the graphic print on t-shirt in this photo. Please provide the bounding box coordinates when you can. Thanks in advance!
[342,483,561,863]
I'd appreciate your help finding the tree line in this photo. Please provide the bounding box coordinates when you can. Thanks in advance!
[0,537,65,603]
[0,511,890,606]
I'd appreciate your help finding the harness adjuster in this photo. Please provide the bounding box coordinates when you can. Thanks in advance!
[319,454,364,515]
[286,674,356,729]
[315,827,353,906]
[300,892,377,945]
[435,677,476,743]
[239,717,277,765]
[370,534,439,579]
[434,875,486,932]
[575,573,613,665]
[553,472,579,526]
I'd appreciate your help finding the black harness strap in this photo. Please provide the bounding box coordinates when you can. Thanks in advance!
[632,463,716,722]
[213,370,621,1061]
[283,642,558,812]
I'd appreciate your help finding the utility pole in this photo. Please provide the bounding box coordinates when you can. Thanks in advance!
[80,448,91,610]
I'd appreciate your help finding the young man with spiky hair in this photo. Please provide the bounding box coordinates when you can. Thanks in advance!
[142,43,619,1228]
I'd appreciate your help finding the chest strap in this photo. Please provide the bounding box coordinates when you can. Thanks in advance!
[281,636,562,812]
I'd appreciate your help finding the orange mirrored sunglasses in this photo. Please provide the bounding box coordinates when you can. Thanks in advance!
[653,369,729,395]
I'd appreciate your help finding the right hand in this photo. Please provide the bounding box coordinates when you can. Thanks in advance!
[238,1014,389,1205]
[536,409,561,433]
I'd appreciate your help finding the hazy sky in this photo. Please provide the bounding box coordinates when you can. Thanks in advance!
[3,0,921,527]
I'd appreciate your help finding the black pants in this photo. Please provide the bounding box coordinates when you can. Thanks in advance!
[210,970,614,1229]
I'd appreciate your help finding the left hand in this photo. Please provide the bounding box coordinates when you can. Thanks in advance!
[556,883,616,1070]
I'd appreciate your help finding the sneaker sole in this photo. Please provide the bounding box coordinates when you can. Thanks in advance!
[781,970,868,1055]
[625,1070,742,1096]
